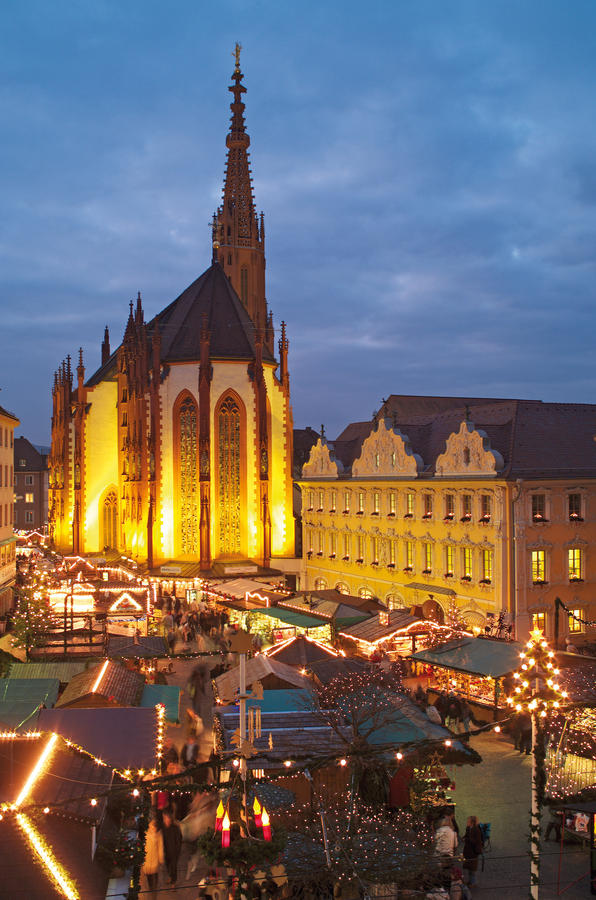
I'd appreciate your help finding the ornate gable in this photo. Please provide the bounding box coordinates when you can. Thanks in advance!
[352,418,422,477]
[301,438,343,479]
[435,421,504,477]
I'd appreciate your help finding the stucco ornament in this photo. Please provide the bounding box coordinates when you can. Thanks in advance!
[301,438,343,478]
[435,420,504,477]
[352,418,422,477]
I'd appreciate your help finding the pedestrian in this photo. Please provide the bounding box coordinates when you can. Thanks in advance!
[426,703,443,726]
[450,867,471,900]
[415,684,426,705]
[141,815,164,899]
[434,815,459,887]
[445,695,461,730]
[462,815,484,887]
[457,700,472,741]
[162,809,182,887]
[181,735,199,768]
[518,712,532,754]
[544,805,563,842]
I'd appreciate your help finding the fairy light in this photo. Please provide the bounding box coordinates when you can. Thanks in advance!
[505,627,568,717]
[14,733,58,808]
[16,813,80,900]
[90,660,109,694]
[90,799,97,807]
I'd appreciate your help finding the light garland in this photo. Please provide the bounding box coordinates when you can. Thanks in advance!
[14,733,58,808]
[16,813,80,900]
[505,627,569,716]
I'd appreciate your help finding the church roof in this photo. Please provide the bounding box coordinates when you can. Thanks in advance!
[149,260,275,364]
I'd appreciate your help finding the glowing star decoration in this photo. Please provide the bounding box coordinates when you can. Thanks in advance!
[221,811,231,848]
[14,733,58,808]
[16,813,80,899]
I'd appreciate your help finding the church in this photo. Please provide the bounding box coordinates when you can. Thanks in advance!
[48,51,295,573]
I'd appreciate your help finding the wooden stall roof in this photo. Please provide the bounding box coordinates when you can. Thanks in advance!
[56,660,144,708]
[340,609,425,644]
[411,636,524,678]
[213,656,309,701]
[266,635,339,667]
[9,661,99,683]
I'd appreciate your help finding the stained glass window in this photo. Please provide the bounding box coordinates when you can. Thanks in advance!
[179,396,198,555]
[218,395,242,556]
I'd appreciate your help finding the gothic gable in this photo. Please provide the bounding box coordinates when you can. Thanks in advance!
[352,419,422,477]
[435,421,504,477]
[302,439,343,479]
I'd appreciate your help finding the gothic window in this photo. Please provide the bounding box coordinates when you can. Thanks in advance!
[178,395,199,555]
[102,490,118,550]
[217,395,242,556]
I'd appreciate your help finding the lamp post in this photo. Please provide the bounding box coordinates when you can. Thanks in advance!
[506,627,568,900]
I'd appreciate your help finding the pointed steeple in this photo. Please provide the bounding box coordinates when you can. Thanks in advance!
[215,45,267,329]
[101,326,111,366]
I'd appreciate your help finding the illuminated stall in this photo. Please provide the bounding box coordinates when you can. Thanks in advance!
[340,609,454,659]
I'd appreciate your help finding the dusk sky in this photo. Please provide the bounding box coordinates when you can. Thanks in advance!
[2,1,596,444]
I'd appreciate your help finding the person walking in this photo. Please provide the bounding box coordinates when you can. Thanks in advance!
[162,809,182,886]
[434,815,459,887]
[462,815,484,887]
[141,815,164,899]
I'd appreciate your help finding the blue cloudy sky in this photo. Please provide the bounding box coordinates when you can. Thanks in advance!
[2,1,596,443]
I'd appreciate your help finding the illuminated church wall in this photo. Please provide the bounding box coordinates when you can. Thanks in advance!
[83,380,119,552]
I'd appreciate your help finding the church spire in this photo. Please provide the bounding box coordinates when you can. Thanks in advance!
[215,45,267,330]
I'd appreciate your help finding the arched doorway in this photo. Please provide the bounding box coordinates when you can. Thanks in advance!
[101,489,118,551]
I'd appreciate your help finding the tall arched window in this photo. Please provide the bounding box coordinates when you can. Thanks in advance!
[217,395,242,556]
[314,578,327,590]
[177,395,198,556]
[102,489,118,550]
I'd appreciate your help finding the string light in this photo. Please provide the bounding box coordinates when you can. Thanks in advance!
[16,813,80,900]
[14,733,58,808]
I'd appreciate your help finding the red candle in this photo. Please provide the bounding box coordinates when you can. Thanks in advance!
[221,811,230,847]
[261,808,271,841]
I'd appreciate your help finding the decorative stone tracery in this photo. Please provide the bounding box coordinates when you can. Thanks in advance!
[352,419,422,477]
[301,439,343,478]
[435,420,504,477]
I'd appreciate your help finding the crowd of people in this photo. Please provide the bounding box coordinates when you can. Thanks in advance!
[430,810,485,899]
[412,685,480,741]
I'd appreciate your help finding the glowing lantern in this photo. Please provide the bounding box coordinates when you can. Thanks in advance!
[221,811,230,848]
[261,807,271,841]
[253,796,262,827]
[215,800,224,832]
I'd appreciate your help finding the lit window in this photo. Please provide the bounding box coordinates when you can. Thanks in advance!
[423,543,432,572]
[531,550,546,583]
[480,495,491,521]
[461,495,472,521]
[445,545,454,575]
[343,491,350,513]
[314,577,327,590]
[568,610,584,634]
[356,534,364,562]
[371,535,379,562]
[423,494,432,518]
[532,612,546,632]
[358,492,364,513]
[568,494,583,521]
[317,491,324,511]
[405,493,414,517]
[568,548,583,581]
[335,582,349,595]
[25,493,34,503]
[343,533,350,559]
[532,494,547,522]
[462,547,472,578]
[389,540,396,566]
[389,492,396,515]
[359,587,373,599]
[330,490,337,512]
[444,495,454,519]
[482,549,493,582]
[373,492,380,514]
[317,532,323,554]
[374,452,380,469]
[405,541,413,569]
[307,491,314,511]
[330,533,337,557]
[19,458,26,467]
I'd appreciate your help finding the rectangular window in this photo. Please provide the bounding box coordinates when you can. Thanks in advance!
[307,490,314,511]
[462,494,472,521]
[389,492,396,515]
[405,493,414,517]
[330,533,337,557]
[480,495,491,521]
[482,549,493,582]
[444,494,454,519]
[317,531,323,554]
[405,541,413,569]
[330,490,337,512]
[19,458,26,467]
[25,474,33,486]
[445,545,454,575]
[317,490,324,511]
[357,492,364,513]
[389,540,396,566]
[568,548,583,581]
[531,550,546,583]
[25,511,34,524]
[371,535,379,562]
[25,493,34,503]
[568,493,582,521]
[568,610,584,634]
[462,547,472,578]
[532,612,546,632]
[356,534,364,562]
[343,491,350,513]
[423,542,432,572]
[343,533,350,559]
[373,492,380,514]
[423,494,433,518]
[532,494,547,522]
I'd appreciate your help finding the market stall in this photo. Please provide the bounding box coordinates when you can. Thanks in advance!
[410,636,523,719]
[339,609,453,659]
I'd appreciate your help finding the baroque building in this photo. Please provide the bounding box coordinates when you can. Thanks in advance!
[299,395,596,643]
[14,437,49,532]
[0,403,19,612]
[49,53,294,573]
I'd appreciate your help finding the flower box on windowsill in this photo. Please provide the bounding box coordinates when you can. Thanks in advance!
[316,551,323,557]
[569,515,584,522]
[569,576,584,583]
[532,579,548,586]
[444,572,454,578]
[371,511,379,517]
[461,575,472,582]
[316,508,324,513]
[422,513,432,520]
[443,514,454,522]
[422,568,432,575]
[460,515,472,523]
[404,513,413,519]
[387,562,395,569]
[306,507,314,512]
[342,510,350,515]
[403,566,413,573]
[329,508,336,514]
[342,556,350,562]
[479,515,491,524]
[479,578,492,585]
[387,512,396,518]
[307,551,313,559]
[532,516,549,524]
[329,553,336,559]
[356,558,364,565]
[356,511,364,516]
[371,561,379,567]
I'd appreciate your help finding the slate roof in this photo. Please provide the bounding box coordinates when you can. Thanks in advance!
[330,395,596,480]
[213,656,309,701]
[266,635,340,667]
[56,660,144,708]
[86,261,274,387]
[107,634,169,659]
[306,657,369,683]
[39,706,161,770]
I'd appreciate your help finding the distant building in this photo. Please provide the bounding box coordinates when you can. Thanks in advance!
[299,395,596,644]
[14,437,48,532]
[0,403,20,612]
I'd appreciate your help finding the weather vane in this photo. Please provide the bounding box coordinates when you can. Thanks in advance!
[233,42,242,73]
